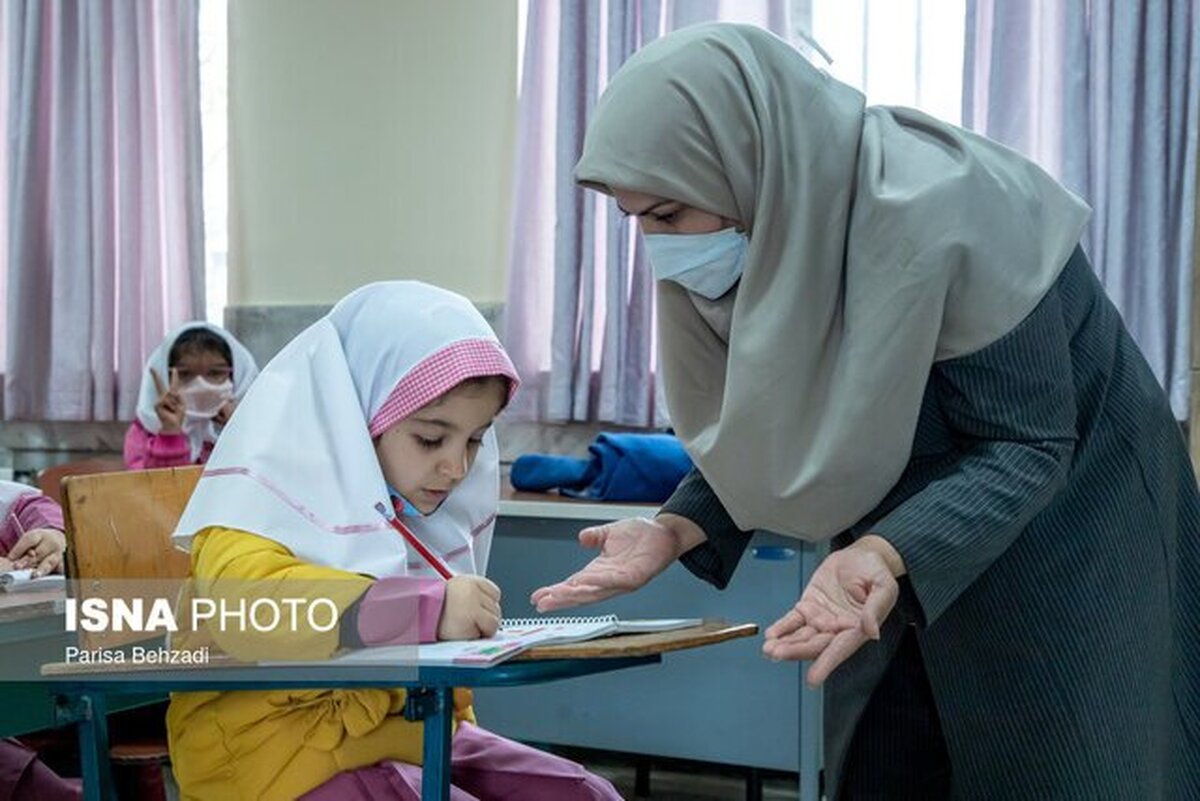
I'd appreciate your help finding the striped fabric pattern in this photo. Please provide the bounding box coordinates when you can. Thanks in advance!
[664,248,1200,799]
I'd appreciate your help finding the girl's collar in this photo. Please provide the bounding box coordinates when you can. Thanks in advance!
[387,484,429,518]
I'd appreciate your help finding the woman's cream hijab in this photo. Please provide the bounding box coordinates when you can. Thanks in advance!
[575,23,1089,541]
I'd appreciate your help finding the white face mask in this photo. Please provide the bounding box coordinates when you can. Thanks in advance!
[642,227,748,300]
[179,377,233,419]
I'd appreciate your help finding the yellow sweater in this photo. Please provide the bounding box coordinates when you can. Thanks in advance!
[166,527,473,801]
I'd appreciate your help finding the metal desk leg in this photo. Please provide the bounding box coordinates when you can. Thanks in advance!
[75,693,116,801]
[746,766,763,801]
[634,757,651,797]
[408,687,454,801]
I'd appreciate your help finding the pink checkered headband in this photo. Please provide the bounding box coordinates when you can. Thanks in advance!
[174,281,519,579]
[367,339,519,439]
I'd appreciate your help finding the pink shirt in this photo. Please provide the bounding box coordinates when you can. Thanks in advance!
[1,493,65,556]
[123,420,214,470]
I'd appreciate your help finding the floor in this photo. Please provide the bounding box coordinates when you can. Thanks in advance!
[35,721,808,800]
[567,748,803,801]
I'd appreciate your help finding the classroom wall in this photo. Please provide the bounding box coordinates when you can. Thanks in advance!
[227,0,519,307]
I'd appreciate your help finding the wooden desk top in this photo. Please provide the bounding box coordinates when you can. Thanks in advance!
[499,478,659,522]
[516,620,758,660]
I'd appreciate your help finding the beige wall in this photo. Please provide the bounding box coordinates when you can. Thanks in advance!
[228,0,518,306]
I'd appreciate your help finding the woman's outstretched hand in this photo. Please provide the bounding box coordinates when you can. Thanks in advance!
[763,535,905,687]
[530,514,706,612]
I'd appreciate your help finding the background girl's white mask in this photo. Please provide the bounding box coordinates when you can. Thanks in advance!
[180,378,233,419]
[643,228,747,299]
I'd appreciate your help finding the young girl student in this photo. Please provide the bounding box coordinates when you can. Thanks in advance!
[167,282,621,801]
[0,480,68,577]
[124,323,259,470]
[0,482,79,800]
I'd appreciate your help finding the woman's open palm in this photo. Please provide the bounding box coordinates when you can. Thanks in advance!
[530,518,681,612]
[763,546,899,686]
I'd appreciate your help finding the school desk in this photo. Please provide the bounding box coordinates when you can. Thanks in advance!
[41,621,755,801]
[0,587,63,645]
[0,589,160,738]
[489,486,825,801]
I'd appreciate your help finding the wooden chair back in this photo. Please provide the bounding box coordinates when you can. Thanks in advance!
[37,458,125,504]
[61,466,202,649]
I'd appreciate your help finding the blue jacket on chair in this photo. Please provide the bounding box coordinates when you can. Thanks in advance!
[510,433,692,503]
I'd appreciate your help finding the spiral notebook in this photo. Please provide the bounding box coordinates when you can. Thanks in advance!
[416,614,702,667]
[280,615,703,669]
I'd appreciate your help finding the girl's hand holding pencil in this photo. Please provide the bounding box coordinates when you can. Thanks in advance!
[7,527,68,576]
[439,575,503,640]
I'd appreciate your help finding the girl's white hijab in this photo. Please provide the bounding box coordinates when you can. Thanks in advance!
[172,282,520,579]
[575,24,1090,541]
[135,322,260,461]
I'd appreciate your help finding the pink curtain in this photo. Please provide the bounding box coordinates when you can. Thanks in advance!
[503,1,790,426]
[962,0,1199,420]
[3,0,205,421]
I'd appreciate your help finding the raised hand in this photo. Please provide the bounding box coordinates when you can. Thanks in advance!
[213,398,237,427]
[151,367,186,434]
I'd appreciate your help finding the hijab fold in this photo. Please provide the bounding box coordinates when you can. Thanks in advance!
[173,282,519,578]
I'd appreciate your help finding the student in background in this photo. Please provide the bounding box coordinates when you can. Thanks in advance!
[167,282,621,801]
[0,482,79,799]
[0,480,67,576]
[124,323,259,470]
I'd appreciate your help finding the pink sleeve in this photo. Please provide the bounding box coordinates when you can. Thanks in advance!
[1,494,63,555]
[355,576,446,646]
[124,421,192,469]
[0,505,23,554]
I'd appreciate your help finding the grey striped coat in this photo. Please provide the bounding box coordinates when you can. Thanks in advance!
[663,248,1199,799]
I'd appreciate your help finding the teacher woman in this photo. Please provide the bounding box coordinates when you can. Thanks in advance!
[532,23,1199,800]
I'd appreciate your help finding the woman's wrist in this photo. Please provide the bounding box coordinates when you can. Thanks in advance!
[852,534,907,577]
[654,512,708,558]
